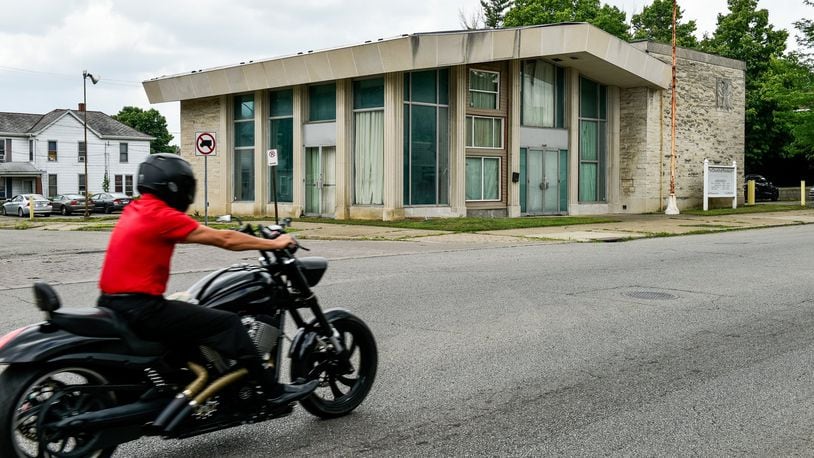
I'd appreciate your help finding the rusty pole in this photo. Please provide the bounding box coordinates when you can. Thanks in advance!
[666,0,680,214]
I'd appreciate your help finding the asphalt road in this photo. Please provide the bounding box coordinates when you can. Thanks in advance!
[2,226,814,456]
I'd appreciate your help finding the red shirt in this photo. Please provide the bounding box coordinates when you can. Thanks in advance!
[99,194,199,295]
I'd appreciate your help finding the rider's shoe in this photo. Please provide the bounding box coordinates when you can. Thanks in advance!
[265,378,319,406]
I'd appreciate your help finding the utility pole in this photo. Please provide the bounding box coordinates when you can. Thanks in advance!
[665,0,680,215]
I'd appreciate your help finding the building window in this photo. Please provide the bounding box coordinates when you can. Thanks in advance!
[579,77,607,202]
[48,141,57,161]
[114,175,134,195]
[233,94,255,201]
[48,175,58,197]
[353,78,385,205]
[465,116,503,149]
[78,174,86,193]
[521,60,565,128]
[29,140,33,161]
[269,89,293,202]
[465,156,500,201]
[308,83,336,122]
[403,70,450,206]
[119,143,128,163]
[78,141,86,162]
[125,175,133,196]
[114,175,123,192]
[0,139,5,162]
[469,70,499,109]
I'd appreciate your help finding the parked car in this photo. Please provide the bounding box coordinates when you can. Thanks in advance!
[1,194,52,217]
[50,193,87,216]
[744,174,779,201]
[90,192,132,213]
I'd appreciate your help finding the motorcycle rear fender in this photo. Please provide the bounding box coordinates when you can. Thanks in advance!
[0,323,154,366]
[289,308,353,361]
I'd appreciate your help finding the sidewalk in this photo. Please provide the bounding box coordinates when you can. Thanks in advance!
[4,207,814,245]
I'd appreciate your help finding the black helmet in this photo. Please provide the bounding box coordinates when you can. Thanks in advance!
[137,153,196,212]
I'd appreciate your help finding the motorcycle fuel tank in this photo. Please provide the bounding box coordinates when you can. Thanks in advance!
[186,264,280,310]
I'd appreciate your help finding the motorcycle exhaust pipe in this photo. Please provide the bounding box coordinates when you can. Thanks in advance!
[164,368,249,433]
[153,362,208,430]
[52,398,167,432]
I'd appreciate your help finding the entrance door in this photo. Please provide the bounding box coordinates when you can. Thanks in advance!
[304,146,336,217]
[525,149,560,214]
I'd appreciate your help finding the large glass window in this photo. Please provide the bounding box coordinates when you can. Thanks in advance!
[353,78,384,205]
[233,94,254,201]
[309,83,336,121]
[403,69,450,206]
[465,116,503,149]
[521,60,565,128]
[578,77,607,202]
[469,70,499,109]
[465,157,500,201]
[269,89,293,202]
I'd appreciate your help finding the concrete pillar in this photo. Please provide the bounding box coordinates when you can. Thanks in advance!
[291,86,304,217]
[608,86,621,211]
[253,89,266,215]
[219,95,230,214]
[450,65,467,217]
[382,72,404,221]
[568,69,580,212]
[335,79,351,219]
[508,60,521,217]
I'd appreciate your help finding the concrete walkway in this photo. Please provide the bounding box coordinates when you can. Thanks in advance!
[3,207,814,245]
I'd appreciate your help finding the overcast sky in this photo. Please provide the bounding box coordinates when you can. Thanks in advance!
[1,0,809,147]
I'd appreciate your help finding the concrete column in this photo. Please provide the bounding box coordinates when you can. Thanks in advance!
[449,65,467,217]
[220,95,231,214]
[608,86,621,211]
[382,72,404,221]
[291,86,304,217]
[335,79,351,219]
[508,60,521,217]
[254,90,266,215]
[568,69,580,213]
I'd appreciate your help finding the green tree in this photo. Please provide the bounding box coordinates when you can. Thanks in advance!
[503,0,630,40]
[112,106,175,154]
[795,0,814,65]
[482,0,513,28]
[630,0,699,47]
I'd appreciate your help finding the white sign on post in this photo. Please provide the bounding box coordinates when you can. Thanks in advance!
[703,159,737,211]
[267,149,278,167]
[195,132,217,156]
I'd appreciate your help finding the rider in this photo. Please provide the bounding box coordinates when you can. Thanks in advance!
[97,153,317,405]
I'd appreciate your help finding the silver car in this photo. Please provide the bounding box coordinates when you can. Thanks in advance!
[1,194,52,217]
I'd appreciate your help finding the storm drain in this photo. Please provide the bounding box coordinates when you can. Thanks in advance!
[625,291,678,301]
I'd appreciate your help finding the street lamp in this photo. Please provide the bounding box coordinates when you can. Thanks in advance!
[82,70,100,218]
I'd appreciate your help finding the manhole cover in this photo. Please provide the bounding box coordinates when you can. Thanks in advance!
[625,291,678,300]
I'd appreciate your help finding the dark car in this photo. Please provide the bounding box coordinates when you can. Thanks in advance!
[90,192,132,213]
[50,193,88,216]
[744,174,779,201]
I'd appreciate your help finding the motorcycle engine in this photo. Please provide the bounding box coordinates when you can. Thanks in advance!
[241,315,280,358]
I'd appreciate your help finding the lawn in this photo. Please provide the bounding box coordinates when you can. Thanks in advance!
[294,215,619,233]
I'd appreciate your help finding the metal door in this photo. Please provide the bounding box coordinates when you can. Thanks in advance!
[304,146,336,217]
[526,149,560,214]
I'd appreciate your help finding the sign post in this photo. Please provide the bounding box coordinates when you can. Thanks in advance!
[703,159,737,211]
[194,132,217,225]
[267,149,279,225]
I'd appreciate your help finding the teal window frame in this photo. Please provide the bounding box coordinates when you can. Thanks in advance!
[233,94,255,201]
[578,77,607,203]
[308,83,336,122]
[353,77,385,205]
[269,88,294,203]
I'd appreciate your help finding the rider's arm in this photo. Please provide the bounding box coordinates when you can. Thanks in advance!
[184,224,295,252]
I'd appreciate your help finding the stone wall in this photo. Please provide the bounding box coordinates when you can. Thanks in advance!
[620,43,746,212]
[180,97,225,216]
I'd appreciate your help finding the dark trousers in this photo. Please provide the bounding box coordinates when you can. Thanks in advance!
[97,294,261,368]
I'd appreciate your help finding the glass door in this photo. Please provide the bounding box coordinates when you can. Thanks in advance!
[304,146,336,217]
[525,149,562,214]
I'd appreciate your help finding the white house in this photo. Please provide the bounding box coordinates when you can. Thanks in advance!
[0,108,153,199]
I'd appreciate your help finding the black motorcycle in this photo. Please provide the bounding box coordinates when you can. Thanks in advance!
[0,222,377,457]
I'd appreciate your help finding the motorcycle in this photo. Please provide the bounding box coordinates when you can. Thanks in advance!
[0,221,377,457]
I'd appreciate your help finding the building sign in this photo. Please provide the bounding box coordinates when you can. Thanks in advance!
[703,159,737,211]
[195,132,217,156]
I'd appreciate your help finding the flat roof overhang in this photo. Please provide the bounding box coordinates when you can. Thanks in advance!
[143,23,671,103]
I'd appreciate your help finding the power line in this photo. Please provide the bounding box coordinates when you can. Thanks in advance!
[0,65,143,87]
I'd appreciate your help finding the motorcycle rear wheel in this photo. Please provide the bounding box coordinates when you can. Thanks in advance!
[291,315,377,419]
[0,364,118,458]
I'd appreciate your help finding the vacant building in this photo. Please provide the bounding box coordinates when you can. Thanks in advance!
[143,23,745,219]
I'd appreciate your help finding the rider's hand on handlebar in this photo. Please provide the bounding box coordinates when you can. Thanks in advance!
[268,233,297,251]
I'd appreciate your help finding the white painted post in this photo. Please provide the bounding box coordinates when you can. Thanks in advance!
[732,161,737,209]
[703,159,709,211]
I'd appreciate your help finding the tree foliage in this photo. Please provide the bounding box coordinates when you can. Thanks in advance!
[630,0,698,47]
[794,0,814,66]
[503,0,630,40]
[112,106,175,154]
[481,0,513,28]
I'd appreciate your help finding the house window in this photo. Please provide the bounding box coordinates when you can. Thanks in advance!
[465,116,503,149]
[233,94,255,201]
[48,175,58,197]
[308,83,336,122]
[114,175,123,193]
[78,174,86,193]
[469,70,499,109]
[78,141,86,162]
[403,70,450,206]
[119,143,128,163]
[579,77,608,202]
[29,140,33,161]
[114,175,134,195]
[0,139,5,162]
[465,156,500,201]
[125,175,133,196]
[269,89,293,202]
[521,60,565,128]
[48,141,57,161]
[353,78,385,205]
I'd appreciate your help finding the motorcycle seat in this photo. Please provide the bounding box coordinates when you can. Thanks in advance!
[50,307,166,356]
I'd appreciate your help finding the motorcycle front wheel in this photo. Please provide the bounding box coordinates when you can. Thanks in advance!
[0,364,118,458]
[290,314,378,419]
